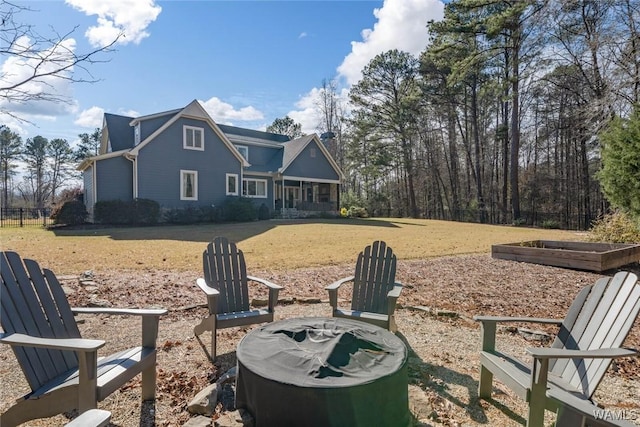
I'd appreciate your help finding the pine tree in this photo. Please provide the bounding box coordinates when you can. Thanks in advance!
[598,107,640,217]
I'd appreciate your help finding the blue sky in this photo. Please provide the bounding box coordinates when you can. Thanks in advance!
[2,0,445,147]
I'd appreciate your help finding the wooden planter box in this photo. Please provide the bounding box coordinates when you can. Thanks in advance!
[491,240,640,272]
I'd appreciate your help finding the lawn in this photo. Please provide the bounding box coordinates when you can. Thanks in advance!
[0,218,583,274]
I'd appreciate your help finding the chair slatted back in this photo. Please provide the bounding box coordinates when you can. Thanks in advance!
[352,241,397,314]
[0,251,81,392]
[202,237,250,314]
[550,271,640,397]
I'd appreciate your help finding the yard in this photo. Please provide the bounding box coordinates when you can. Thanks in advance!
[1,218,638,426]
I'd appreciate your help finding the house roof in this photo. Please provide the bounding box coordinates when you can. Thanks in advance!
[104,113,135,152]
[83,100,343,179]
[218,124,290,144]
[129,108,181,126]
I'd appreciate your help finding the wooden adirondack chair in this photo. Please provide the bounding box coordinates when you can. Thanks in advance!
[325,240,402,332]
[547,388,637,427]
[474,271,640,427]
[0,251,167,427]
[193,237,283,360]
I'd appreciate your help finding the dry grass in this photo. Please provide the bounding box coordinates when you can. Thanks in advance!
[0,218,582,274]
[0,220,638,426]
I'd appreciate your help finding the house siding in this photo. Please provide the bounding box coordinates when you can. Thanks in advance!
[137,117,243,208]
[284,139,340,181]
[140,114,173,142]
[240,144,280,168]
[95,156,133,201]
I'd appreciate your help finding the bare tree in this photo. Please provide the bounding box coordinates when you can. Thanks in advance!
[0,1,120,122]
[316,78,347,173]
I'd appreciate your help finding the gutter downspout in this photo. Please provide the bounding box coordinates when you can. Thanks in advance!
[124,153,138,199]
[91,160,97,221]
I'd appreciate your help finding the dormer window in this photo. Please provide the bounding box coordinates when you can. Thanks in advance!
[184,125,204,151]
[235,145,248,161]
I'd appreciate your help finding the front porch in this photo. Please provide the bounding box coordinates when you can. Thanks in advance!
[274,179,339,218]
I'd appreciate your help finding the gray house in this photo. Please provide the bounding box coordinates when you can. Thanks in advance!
[78,100,343,219]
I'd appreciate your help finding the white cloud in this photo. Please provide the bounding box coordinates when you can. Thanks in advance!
[74,106,104,128]
[117,108,140,118]
[337,0,444,85]
[299,32,308,39]
[199,97,264,122]
[65,0,162,47]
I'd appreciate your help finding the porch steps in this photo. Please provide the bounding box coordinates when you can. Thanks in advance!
[280,208,299,219]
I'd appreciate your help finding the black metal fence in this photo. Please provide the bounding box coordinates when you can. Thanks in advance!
[0,208,52,228]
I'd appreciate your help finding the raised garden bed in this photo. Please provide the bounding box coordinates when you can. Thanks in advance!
[491,240,640,272]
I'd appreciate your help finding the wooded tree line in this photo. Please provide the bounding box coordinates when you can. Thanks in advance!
[0,126,100,209]
[316,0,640,229]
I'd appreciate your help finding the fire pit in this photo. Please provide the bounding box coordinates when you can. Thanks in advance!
[235,317,409,427]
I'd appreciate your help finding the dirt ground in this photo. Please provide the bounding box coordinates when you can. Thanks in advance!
[1,254,639,426]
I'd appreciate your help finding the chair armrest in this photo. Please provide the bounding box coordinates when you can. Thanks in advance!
[72,307,167,317]
[247,275,283,312]
[72,307,166,349]
[325,276,355,291]
[247,275,283,290]
[195,277,220,296]
[326,276,355,308]
[65,409,111,427]
[475,315,563,354]
[386,282,403,315]
[473,315,563,325]
[527,347,638,359]
[0,332,104,352]
[387,282,403,299]
[196,277,220,315]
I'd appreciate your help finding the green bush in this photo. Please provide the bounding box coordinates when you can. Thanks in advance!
[94,199,160,225]
[133,198,160,225]
[588,211,640,243]
[258,203,270,220]
[94,200,130,224]
[221,197,257,222]
[512,218,527,227]
[348,206,369,218]
[51,200,88,225]
[163,205,205,224]
[541,219,560,229]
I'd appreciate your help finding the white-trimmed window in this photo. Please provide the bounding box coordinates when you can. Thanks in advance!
[180,170,198,200]
[226,173,239,195]
[242,178,267,198]
[183,126,204,150]
[235,145,249,161]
